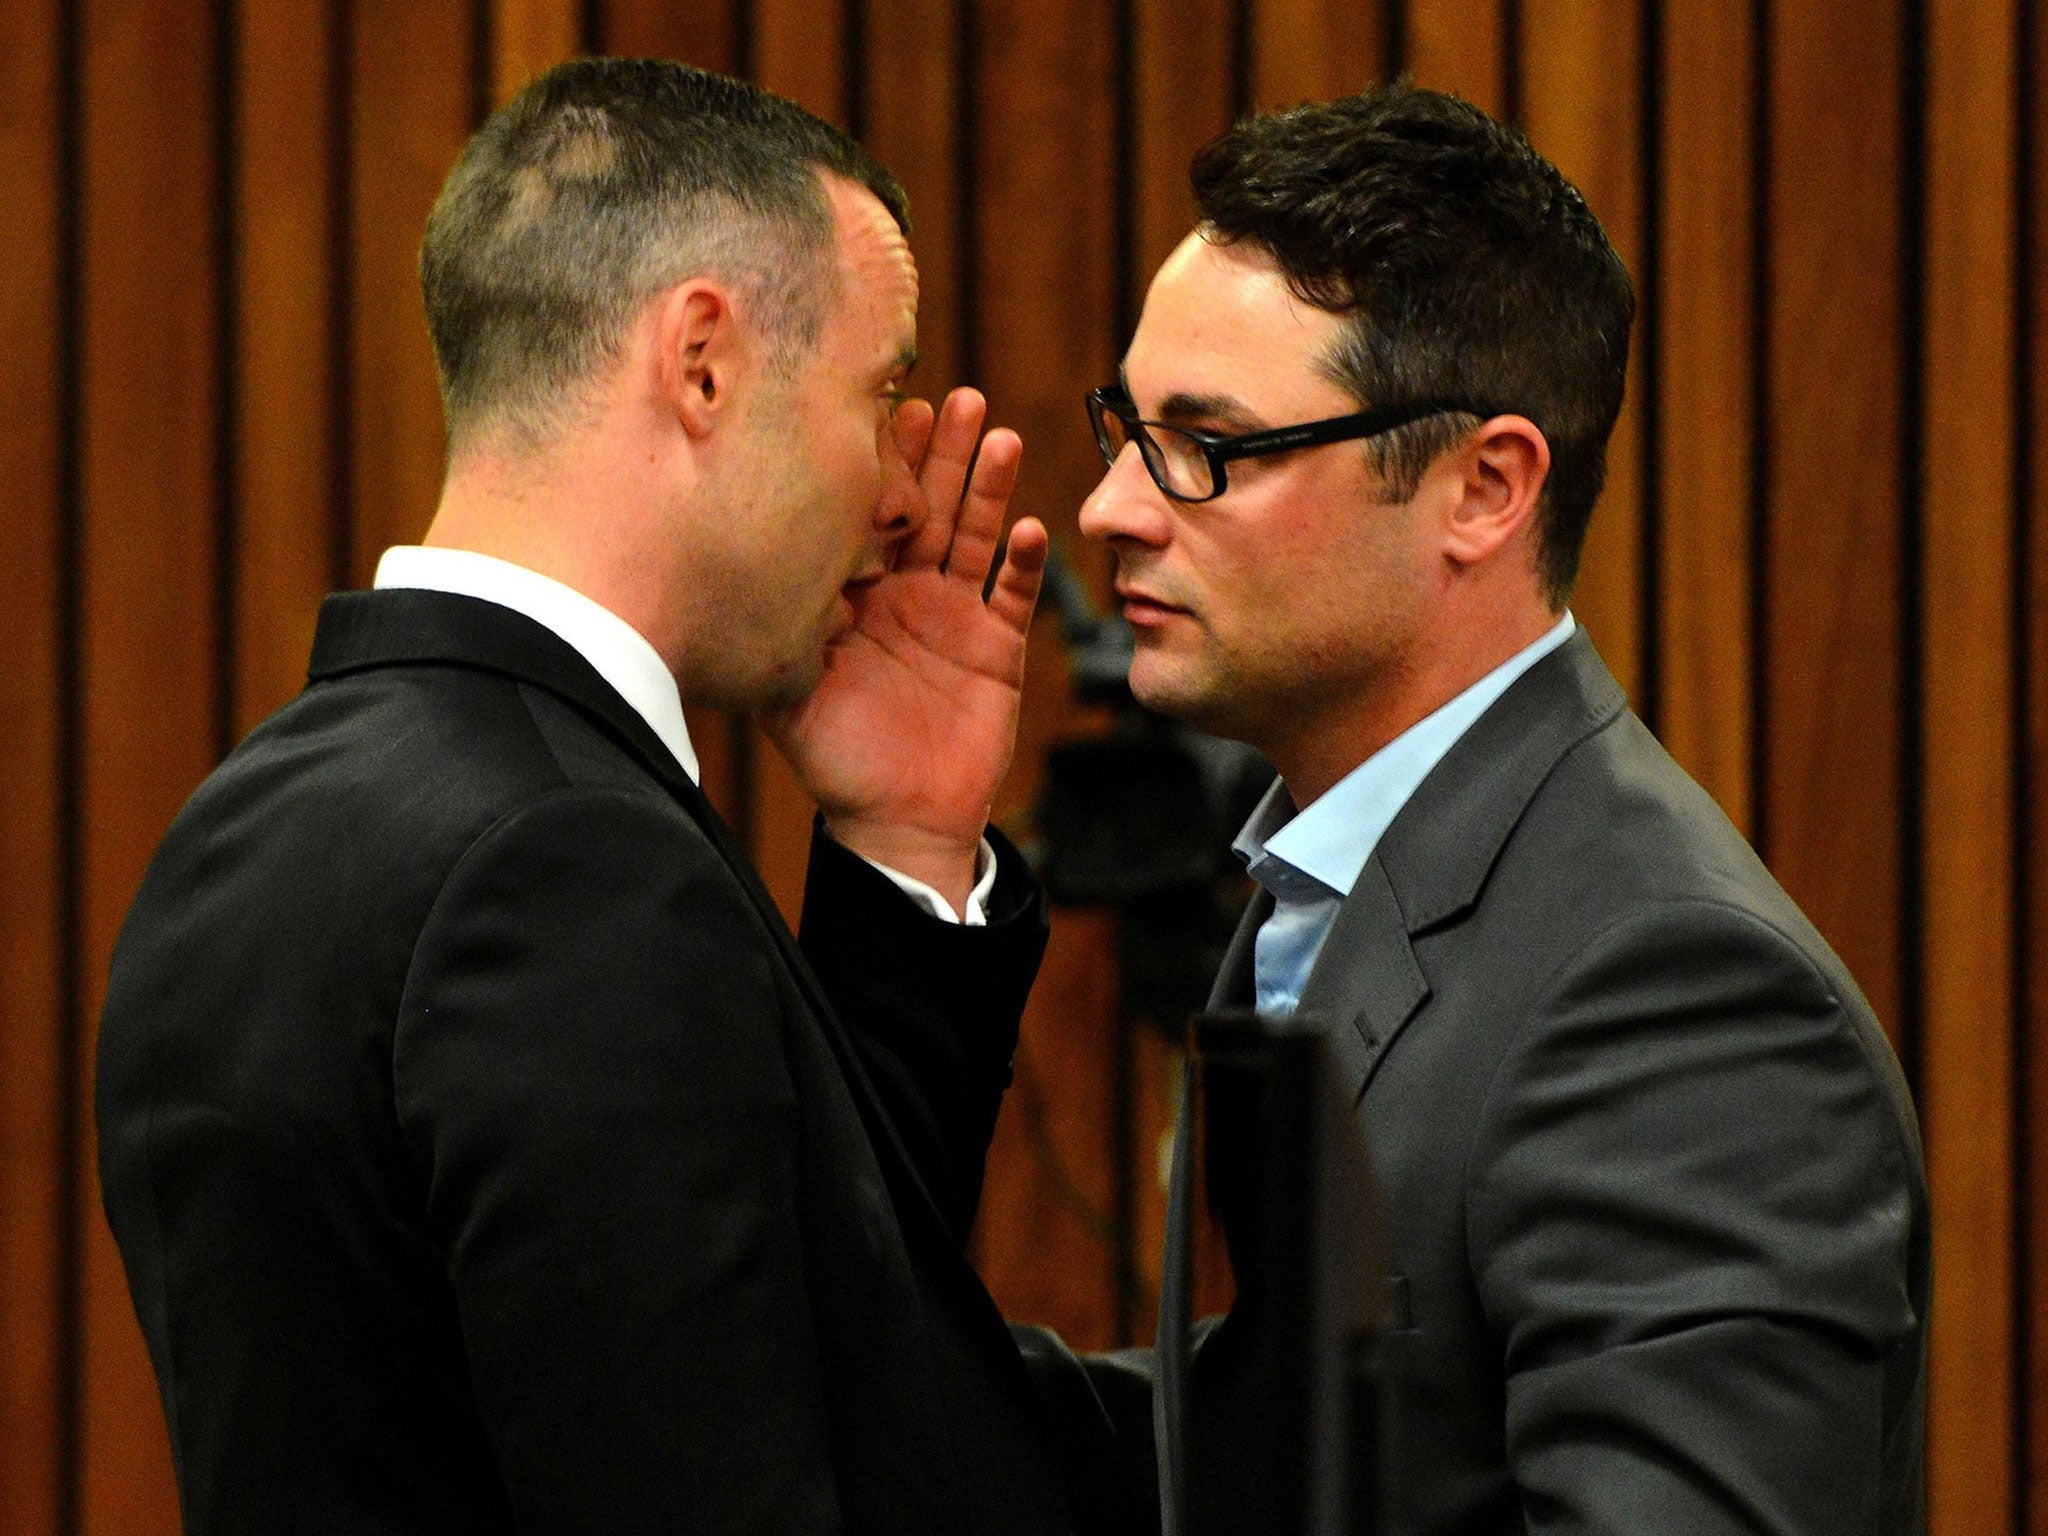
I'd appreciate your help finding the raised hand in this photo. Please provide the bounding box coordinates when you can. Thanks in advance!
[763,387,1047,913]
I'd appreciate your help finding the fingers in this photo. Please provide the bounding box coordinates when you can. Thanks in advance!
[985,515,1049,634]
[890,396,936,476]
[941,427,1022,588]
[899,388,990,569]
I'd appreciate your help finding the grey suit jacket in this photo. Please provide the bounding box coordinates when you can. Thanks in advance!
[1185,629,1929,1535]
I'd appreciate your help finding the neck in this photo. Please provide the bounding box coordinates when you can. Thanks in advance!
[424,431,685,677]
[1266,600,1560,806]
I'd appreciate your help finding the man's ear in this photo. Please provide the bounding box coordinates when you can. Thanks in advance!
[654,280,746,439]
[1438,415,1551,569]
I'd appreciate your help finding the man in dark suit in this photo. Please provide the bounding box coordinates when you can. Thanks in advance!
[1077,85,1929,1533]
[97,60,1091,1534]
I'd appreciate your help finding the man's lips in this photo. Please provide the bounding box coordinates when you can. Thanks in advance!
[1115,585,1191,626]
[827,569,887,641]
[844,553,893,590]
[838,569,885,607]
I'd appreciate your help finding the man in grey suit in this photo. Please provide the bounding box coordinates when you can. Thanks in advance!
[1077,84,1928,1533]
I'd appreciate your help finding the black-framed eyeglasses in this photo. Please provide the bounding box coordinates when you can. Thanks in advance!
[1085,384,1491,503]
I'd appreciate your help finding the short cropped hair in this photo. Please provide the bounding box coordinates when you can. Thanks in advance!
[1191,82,1634,603]
[420,58,909,453]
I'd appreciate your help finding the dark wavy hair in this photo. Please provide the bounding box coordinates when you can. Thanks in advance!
[1191,82,1633,604]
[421,58,908,455]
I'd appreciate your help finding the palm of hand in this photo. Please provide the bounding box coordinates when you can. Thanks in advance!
[761,389,1046,860]
[771,557,1031,842]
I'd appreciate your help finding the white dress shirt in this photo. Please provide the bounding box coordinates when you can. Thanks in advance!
[373,546,995,924]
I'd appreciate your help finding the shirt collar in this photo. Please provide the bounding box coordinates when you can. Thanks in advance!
[372,546,699,784]
[1233,612,1576,898]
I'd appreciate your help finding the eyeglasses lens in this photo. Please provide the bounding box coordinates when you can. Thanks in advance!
[1090,396,1130,465]
[1091,395,1214,500]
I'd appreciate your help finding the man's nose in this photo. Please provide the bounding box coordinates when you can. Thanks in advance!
[1078,443,1169,546]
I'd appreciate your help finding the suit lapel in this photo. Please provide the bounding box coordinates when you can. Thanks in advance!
[1206,887,1270,1012]
[1287,629,1630,1103]
[1293,861,1430,1103]
[308,589,956,1232]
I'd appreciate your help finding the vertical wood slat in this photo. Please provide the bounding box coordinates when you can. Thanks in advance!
[1404,0,1507,116]
[753,0,847,124]
[1128,1029,1178,1333]
[969,0,1124,1341]
[1655,0,1754,833]
[1134,0,1233,305]
[974,0,1119,571]
[597,0,742,67]
[1763,0,1906,1036]
[977,908,1126,1349]
[1921,3,2021,1530]
[76,0,224,1529]
[1517,0,1644,707]
[234,0,344,736]
[2029,1,2048,1523]
[347,0,478,587]
[865,0,965,398]
[0,0,68,1530]
[1249,0,1387,110]
[490,0,584,106]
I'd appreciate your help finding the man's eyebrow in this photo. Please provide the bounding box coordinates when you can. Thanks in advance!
[1156,389,1261,432]
[1114,364,1262,431]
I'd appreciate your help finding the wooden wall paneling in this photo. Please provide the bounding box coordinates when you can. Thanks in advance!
[970,0,1124,1343]
[0,1,67,1530]
[866,0,965,399]
[1654,0,1753,832]
[1125,1023,1174,1333]
[490,0,585,107]
[753,0,847,124]
[1248,0,1387,111]
[972,0,1119,576]
[596,0,742,69]
[741,0,851,925]
[234,0,342,738]
[1921,4,2021,1530]
[347,0,479,587]
[1517,0,1644,707]
[2029,0,2048,1521]
[1134,0,1232,297]
[1762,0,1906,1035]
[980,908,1126,1348]
[76,1,226,1529]
[1125,998,1246,1333]
[1403,0,1507,117]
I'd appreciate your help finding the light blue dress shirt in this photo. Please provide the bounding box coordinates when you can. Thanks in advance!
[1234,612,1577,1016]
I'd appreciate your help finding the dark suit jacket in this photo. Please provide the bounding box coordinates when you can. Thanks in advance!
[1186,630,1929,1535]
[96,588,1079,1535]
